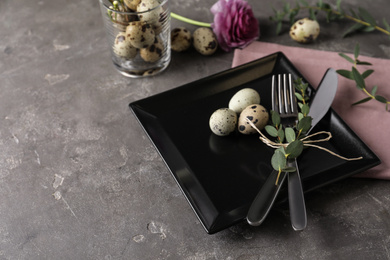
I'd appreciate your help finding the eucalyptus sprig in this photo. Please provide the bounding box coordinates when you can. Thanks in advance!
[264,79,313,184]
[271,0,390,38]
[248,78,363,185]
[337,44,390,111]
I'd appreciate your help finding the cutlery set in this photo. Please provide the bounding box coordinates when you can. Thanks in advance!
[247,69,339,230]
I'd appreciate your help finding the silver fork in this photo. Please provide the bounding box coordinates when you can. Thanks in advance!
[247,74,307,230]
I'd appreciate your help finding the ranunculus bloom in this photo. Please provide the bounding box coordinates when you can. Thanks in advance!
[211,0,260,52]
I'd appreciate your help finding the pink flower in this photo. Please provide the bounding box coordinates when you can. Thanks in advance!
[211,0,260,52]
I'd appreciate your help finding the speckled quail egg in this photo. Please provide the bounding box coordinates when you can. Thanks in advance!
[209,108,237,136]
[193,27,218,55]
[229,88,261,114]
[124,0,141,11]
[137,0,163,26]
[140,37,164,62]
[126,21,155,48]
[290,18,320,43]
[238,104,269,134]
[171,27,192,52]
[113,32,137,59]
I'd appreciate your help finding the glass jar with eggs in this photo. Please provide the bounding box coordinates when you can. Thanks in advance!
[99,0,171,77]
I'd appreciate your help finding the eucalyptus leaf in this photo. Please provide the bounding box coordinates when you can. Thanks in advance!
[297,116,312,133]
[375,95,387,104]
[356,61,372,66]
[285,127,296,143]
[295,92,304,101]
[277,127,285,143]
[354,43,360,59]
[362,69,374,78]
[338,53,354,64]
[301,103,310,116]
[271,150,286,172]
[342,23,365,38]
[371,85,378,96]
[352,67,366,90]
[358,7,376,26]
[285,140,304,159]
[282,166,296,173]
[352,97,372,106]
[336,69,354,79]
[265,125,278,137]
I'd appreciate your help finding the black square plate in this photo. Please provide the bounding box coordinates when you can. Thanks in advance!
[129,52,380,234]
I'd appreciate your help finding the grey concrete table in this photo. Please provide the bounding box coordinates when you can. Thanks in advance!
[1,0,390,259]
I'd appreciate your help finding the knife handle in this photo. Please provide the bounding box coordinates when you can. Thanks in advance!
[288,159,307,231]
[247,170,287,226]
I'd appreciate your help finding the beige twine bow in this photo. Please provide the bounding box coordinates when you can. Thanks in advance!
[246,119,363,161]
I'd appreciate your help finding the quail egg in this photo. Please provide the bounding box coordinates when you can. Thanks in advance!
[137,0,163,26]
[113,32,137,59]
[193,27,218,55]
[171,27,192,52]
[229,88,261,114]
[140,37,164,63]
[126,21,155,48]
[290,18,320,43]
[209,108,237,136]
[238,104,269,134]
[124,0,141,11]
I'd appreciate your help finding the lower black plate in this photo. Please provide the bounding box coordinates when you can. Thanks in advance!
[129,52,380,234]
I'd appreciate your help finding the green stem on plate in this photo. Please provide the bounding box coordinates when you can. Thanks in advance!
[171,12,212,28]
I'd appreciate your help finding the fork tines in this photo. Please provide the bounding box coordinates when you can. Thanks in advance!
[272,73,297,117]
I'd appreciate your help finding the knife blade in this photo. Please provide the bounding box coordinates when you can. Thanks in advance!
[288,68,338,230]
[247,68,338,228]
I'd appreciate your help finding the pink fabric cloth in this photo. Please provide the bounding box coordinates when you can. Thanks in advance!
[232,41,390,180]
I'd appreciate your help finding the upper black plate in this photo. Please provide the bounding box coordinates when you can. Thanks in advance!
[129,52,380,234]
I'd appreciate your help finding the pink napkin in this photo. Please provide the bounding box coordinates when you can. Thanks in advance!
[233,41,390,180]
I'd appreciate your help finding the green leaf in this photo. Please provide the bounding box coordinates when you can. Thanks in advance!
[295,92,304,101]
[361,26,375,32]
[285,127,296,143]
[342,23,365,38]
[285,140,304,159]
[277,127,285,143]
[265,125,278,137]
[282,166,296,173]
[358,7,376,26]
[375,95,388,104]
[352,97,372,106]
[271,150,286,172]
[271,110,280,126]
[371,85,378,96]
[298,112,304,121]
[297,116,312,133]
[336,69,354,79]
[338,53,355,64]
[354,43,360,59]
[362,69,374,79]
[352,67,366,90]
[301,103,310,116]
[356,61,372,66]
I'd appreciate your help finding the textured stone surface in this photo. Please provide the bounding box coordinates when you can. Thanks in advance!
[1,0,390,259]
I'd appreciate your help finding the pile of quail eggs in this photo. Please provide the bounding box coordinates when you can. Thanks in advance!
[110,0,167,63]
[209,88,269,136]
[170,27,219,56]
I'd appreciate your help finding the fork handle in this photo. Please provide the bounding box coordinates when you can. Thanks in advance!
[247,170,287,226]
[288,159,307,231]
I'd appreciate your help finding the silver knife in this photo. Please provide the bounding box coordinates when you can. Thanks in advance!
[288,68,338,231]
[247,68,338,227]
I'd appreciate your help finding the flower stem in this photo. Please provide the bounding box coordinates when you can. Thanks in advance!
[171,12,212,28]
